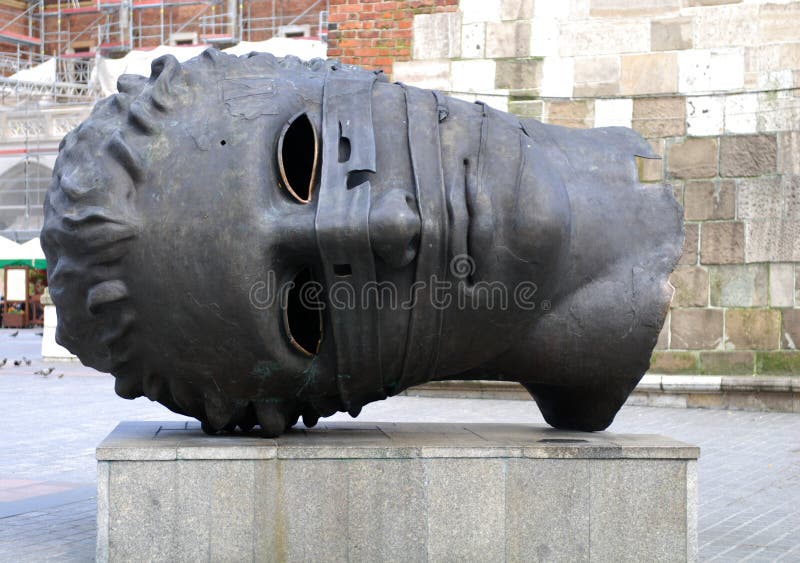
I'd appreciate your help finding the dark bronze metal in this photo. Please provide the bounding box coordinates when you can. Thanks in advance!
[41,50,683,437]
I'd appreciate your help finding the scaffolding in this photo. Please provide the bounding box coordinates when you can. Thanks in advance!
[0,2,43,50]
[0,0,328,93]
[2,1,328,64]
[0,0,328,241]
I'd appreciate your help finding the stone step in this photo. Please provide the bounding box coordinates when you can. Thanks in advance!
[401,375,800,413]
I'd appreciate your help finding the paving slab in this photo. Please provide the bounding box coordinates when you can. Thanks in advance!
[0,343,798,560]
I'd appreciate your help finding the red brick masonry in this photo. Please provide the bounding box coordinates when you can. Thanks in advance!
[327,0,457,75]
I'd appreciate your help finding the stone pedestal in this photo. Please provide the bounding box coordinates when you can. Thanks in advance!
[40,288,78,361]
[97,421,698,562]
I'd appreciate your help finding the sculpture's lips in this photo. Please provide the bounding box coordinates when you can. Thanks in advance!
[446,156,487,284]
[446,162,472,276]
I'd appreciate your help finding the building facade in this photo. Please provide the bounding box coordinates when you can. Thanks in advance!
[329,0,800,375]
[2,0,800,373]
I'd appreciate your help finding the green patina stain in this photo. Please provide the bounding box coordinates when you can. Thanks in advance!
[699,352,755,375]
[295,356,322,397]
[756,351,800,375]
[509,94,542,103]
[650,351,699,375]
[301,356,321,379]
[252,360,282,381]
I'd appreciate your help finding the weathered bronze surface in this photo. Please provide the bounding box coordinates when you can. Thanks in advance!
[42,51,683,437]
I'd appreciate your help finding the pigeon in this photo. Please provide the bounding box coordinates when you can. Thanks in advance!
[34,369,49,377]
[37,367,54,376]
[13,360,21,366]
[9,331,18,337]
[22,357,31,366]
[57,373,64,379]
[0,358,6,367]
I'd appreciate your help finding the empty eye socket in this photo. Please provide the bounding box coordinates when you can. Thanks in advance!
[283,267,324,357]
[277,112,319,204]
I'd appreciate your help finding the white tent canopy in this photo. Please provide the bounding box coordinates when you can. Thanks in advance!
[0,236,22,257]
[91,44,208,95]
[222,38,326,59]
[91,38,327,97]
[19,237,45,260]
[6,37,326,96]
[9,58,57,84]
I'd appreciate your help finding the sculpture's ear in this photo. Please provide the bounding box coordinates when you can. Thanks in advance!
[116,74,147,96]
[277,112,319,204]
[148,54,183,111]
[149,54,180,82]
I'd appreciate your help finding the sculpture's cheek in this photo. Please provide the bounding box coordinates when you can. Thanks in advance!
[510,143,571,272]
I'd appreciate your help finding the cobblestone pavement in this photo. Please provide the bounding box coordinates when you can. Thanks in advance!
[0,330,798,561]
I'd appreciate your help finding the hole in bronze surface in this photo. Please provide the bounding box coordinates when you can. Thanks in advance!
[283,267,323,357]
[346,170,372,190]
[338,121,351,163]
[338,137,351,163]
[333,263,352,277]
[278,112,318,204]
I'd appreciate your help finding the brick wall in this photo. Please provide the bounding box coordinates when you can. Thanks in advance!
[383,0,800,376]
[327,0,458,74]
[0,3,28,42]
[0,4,30,73]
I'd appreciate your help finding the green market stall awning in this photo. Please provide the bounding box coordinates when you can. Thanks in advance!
[0,259,47,269]
[0,237,47,269]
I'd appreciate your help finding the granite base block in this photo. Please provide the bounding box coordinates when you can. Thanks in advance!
[97,421,699,562]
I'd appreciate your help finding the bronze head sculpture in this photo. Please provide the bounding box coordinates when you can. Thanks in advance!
[42,50,683,437]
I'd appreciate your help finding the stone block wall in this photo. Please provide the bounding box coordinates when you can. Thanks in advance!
[330,0,800,376]
[652,126,800,376]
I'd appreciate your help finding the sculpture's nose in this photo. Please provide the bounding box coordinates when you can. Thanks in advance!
[369,188,421,268]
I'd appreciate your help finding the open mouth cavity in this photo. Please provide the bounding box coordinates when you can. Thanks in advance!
[282,266,323,357]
